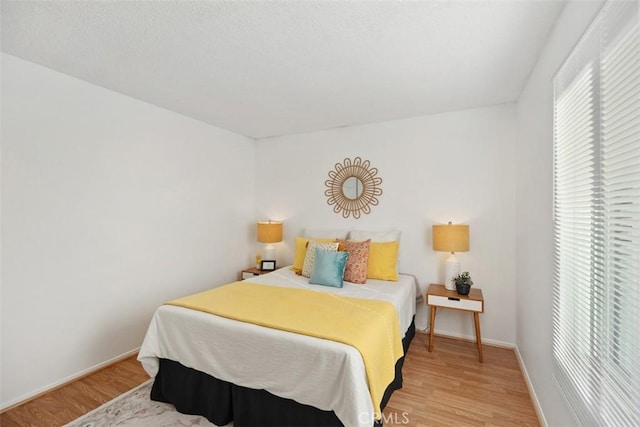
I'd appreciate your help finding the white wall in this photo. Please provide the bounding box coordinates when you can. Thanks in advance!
[1,3,603,418]
[0,54,256,407]
[256,104,517,344]
[515,1,604,425]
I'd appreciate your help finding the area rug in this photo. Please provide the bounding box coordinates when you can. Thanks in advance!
[65,379,227,427]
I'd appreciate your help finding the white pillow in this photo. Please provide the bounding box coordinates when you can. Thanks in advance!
[304,229,349,240]
[349,230,401,242]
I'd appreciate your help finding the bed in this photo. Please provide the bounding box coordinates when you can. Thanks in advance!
[138,266,417,427]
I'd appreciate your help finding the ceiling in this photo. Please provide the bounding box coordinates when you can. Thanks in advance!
[1,1,565,139]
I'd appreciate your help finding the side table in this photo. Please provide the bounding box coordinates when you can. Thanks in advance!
[239,267,270,281]
[426,283,485,362]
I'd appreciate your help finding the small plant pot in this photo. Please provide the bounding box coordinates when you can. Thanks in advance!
[456,283,471,296]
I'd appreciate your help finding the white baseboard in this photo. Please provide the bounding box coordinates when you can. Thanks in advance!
[418,327,515,349]
[514,345,548,427]
[0,347,141,413]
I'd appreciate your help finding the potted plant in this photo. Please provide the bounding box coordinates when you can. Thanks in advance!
[453,271,473,295]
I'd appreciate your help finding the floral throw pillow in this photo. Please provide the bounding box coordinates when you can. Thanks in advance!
[338,239,371,284]
[302,240,339,277]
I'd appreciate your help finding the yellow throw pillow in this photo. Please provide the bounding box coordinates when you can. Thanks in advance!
[291,237,337,273]
[367,241,399,281]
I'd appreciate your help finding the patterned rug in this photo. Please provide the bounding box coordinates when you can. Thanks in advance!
[65,380,228,427]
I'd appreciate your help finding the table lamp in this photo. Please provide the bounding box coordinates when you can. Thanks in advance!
[257,221,283,263]
[432,221,470,291]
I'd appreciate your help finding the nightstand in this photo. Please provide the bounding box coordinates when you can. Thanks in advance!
[426,283,485,362]
[239,267,270,280]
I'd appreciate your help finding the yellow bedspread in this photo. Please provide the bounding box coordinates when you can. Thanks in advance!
[166,281,404,419]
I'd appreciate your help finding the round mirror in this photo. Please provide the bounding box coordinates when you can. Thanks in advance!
[342,177,363,200]
[324,157,383,219]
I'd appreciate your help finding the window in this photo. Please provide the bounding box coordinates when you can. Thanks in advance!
[552,1,639,425]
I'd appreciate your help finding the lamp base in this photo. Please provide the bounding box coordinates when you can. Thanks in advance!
[264,244,276,262]
[444,253,460,291]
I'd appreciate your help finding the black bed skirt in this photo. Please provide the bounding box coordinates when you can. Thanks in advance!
[150,317,416,427]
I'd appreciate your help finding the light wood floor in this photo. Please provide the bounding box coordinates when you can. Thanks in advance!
[0,356,149,427]
[1,332,539,426]
[383,333,539,426]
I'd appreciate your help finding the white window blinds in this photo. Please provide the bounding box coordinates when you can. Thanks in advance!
[552,1,640,425]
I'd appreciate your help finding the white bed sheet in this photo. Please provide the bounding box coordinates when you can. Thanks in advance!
[138,267,417,427]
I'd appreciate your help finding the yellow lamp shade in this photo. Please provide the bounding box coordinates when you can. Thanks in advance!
[432,223,469,253]
[257,221,283,244]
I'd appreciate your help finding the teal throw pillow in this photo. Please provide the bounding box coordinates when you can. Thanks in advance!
[309,249,349,288]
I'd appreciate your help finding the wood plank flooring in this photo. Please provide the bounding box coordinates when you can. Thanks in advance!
[383,333,539,426]
[0,356,149,427]
[1,332,539,426]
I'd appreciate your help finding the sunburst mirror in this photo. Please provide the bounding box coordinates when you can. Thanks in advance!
[324,157,383,219]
